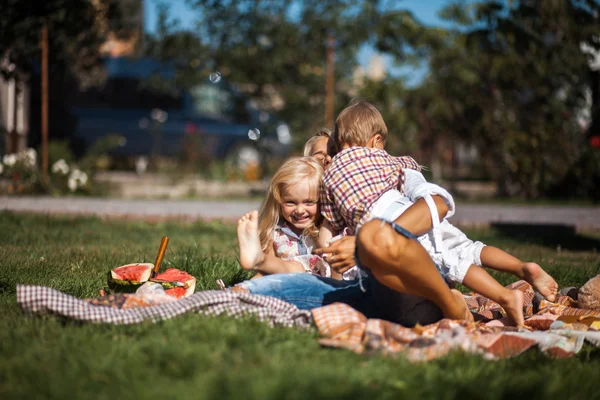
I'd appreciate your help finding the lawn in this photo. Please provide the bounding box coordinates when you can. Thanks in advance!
[1,212,600,400]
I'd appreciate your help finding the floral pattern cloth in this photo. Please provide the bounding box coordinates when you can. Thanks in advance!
[272,222,331,277]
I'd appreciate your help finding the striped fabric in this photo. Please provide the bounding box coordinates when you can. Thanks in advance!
[320,147,421,233]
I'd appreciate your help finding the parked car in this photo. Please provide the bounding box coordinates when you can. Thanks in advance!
[68,57,291,174]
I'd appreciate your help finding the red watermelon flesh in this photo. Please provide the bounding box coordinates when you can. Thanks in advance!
[151,268,196,297]
[164,287,188,299]
[110,263,153,282]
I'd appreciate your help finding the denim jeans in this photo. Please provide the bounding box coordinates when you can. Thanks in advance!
[239,218,445,327]
[238,272,443,327]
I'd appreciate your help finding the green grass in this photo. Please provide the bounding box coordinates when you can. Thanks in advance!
[1,212,600,400]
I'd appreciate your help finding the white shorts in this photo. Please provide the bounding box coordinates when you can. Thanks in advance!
[369,190,486,283]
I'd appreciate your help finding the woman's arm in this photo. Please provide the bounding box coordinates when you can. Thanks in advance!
[314,235,356,275]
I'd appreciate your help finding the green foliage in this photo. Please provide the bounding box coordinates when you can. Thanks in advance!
[1,135,123,196]
[47,139,75,166]
[144,0,427,143]
[394,0,600,198]
[143,0,600,199]
[0,213,599,399]
[0,0,125,86]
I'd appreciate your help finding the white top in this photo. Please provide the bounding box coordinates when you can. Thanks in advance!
[341,169,455,280]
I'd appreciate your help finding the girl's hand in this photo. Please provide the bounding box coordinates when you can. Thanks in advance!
[314,236,356,274]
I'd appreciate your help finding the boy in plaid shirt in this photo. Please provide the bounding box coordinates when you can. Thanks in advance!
[318,100,558,326]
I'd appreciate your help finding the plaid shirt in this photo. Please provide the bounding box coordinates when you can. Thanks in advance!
[320,147,421,233]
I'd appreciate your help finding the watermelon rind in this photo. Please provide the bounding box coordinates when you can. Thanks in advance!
[149,280,186,290]
[107,271,145,293]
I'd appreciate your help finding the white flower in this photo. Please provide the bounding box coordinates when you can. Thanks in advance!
[3,154,16,167]
[52,159,70,175]
[26,148,36,166]
[68,168,88,188]
[135,157,148,174]
[68,178,77,192]
[79,172,88,186]
[71,169,82,179]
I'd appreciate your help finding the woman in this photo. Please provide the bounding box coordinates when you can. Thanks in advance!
[234,128,460,326]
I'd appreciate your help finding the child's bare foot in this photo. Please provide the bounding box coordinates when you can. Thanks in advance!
[522,262,558,302]
[237,211,265,270]
[447,289,475,323]
[498,289,525,327]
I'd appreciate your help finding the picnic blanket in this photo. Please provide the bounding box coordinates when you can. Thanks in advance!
[16,284,313,329]
[313,280,600,361]
[17,280,600,361]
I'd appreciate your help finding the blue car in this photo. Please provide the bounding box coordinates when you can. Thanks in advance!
[70,57,291,172]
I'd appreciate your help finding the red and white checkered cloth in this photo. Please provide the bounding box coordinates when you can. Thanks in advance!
[320,147,421,233]
[313,281,600,361]
[17,285,313,328]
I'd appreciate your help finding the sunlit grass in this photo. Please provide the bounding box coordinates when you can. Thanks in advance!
[1,212,599,399]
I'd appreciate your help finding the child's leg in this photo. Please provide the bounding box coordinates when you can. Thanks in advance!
[462,264,525,326]
[356,219,473,322]
[479,246,558,302]
[237,211,305,274]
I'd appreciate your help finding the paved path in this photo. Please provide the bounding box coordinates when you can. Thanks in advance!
[1,196,599,230]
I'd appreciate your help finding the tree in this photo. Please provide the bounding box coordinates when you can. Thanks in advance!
[393,0,600,199]
[145,0,430,142]
[0,0,127,87]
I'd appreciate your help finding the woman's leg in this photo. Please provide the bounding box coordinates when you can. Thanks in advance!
[356,219,473,322]
[234,273,366,310]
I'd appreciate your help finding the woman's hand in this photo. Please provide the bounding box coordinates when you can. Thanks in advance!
[314,236,356,274]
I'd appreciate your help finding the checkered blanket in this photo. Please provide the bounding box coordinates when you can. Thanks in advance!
[313,281,600,361]
[17,281,600,362]
[17,285,313,329]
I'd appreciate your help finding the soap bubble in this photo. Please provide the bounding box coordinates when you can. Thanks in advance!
[248,128,260,141]
[209,71,222,83]
[150,109,168,123]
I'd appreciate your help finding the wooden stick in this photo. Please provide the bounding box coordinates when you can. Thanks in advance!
[153,236,169,275]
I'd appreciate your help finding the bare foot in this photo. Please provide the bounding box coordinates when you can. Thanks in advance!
[237,210,265,270]
[447,289,475,323]
[498,289,525,327]
[522,262,558,302]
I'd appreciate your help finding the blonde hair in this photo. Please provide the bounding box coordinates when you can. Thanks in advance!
[258,157,324,251]
[303,127,332,157]
[334,100,388,148]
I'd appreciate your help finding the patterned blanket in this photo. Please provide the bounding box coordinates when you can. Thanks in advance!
[16,285,313,329]
[313,281,600,361]
[17,280,600,361]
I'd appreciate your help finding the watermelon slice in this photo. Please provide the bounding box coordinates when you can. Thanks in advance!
[151,268,196,298]
[107,263,154,293]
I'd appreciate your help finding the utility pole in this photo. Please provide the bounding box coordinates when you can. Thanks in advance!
[41,23,49,180]
[325,33,335,128]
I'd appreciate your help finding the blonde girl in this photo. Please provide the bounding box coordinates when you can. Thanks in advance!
[237,157,338,278]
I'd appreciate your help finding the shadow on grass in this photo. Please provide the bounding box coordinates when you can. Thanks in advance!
[491,222,600,251]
